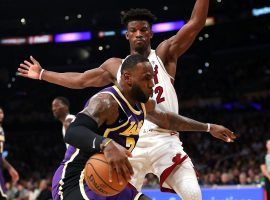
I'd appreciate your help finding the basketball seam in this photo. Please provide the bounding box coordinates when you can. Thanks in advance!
[88,157,107,164]
[87,163,120,192]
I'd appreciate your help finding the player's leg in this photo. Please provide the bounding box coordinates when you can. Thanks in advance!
[149,134,201,200]
[128,141,151,191]
[165,160,202,200]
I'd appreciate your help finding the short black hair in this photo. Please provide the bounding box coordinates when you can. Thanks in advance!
[121,8,157,27]
[121,54,149,74]
[54,96,70,107]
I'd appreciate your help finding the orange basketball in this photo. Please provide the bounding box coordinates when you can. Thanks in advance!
[84,153,128,196]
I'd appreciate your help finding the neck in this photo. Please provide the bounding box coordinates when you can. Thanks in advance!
[117,85,137,107]
[59,113,68,123]
[268,150,270,154]
[130,47,151,58]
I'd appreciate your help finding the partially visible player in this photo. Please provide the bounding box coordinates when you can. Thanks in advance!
[52,97,75,148]
[0,107,19,200]
[52,55,235,200]
[260,139,270,200]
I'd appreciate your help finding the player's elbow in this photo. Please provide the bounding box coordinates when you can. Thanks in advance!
[64,125,76,145]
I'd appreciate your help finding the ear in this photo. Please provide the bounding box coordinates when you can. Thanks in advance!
[150,30,153,39]
[125,31,129,40]
[123,71,132,86]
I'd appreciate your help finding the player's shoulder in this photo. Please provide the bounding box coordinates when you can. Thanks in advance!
[89,93,119,113]
[103,57,122,67]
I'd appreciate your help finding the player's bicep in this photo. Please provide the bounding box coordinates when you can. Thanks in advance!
[80,67,114,88]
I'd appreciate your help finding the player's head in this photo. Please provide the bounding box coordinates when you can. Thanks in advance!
[121,54,154,103]
[121,8,157,54]
[52,97,70,120]
[0,107,4,124]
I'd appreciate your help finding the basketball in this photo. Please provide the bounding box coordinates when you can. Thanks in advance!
[84,153,128,196]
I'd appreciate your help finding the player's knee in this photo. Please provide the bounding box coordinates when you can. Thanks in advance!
[139,194,152,200]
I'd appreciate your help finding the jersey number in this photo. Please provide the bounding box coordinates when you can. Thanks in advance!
[126,137,135,152]
[155,86,165,104]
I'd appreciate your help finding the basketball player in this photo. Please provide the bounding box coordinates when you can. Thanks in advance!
[52,55,235,200]
[52,97,75,148]
[0,107,19,200]
[18,1,224,199]
[260,139,270,199]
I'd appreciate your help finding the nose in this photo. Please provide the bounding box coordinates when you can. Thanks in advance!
[135,30,143,38]
[149,79,154,89]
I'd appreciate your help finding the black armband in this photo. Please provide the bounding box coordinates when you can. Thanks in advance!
[65,113,104,152]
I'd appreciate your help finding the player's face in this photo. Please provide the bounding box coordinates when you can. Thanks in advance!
[52,99,67,119]
[0,108,4,123]
[126,21,153,54]
[131,62,154,103]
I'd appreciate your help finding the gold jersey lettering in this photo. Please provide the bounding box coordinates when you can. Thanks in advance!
[120,120,143,136]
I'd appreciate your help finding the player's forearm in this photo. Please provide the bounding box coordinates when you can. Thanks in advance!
[189,0,209,30]
[261,165,270,179]
[2,158,12,170]
[42,70,85,89]
[148,111,207,132]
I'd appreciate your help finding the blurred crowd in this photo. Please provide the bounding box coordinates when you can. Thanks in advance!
[0,95,268,199]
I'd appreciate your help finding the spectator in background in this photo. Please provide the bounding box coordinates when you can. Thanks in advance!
[51,97,75,148]
[260,139,270,200]
[238,172,248,185]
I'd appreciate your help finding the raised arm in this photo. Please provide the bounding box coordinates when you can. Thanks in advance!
[145,100,236,142]
[18,56,121,89]
[65,93,133,183]
[157,0,209,77]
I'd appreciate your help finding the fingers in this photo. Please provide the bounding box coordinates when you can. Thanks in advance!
[126,157,134,176]
[30,55,38,64]
[114,165,124,185]
[24,60,32,66]
[16,72,28,77]
[108,162,113,183]
[18,68,29,74]
[19,63,30,70]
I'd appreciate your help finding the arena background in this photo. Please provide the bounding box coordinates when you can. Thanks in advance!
[0,0,269,199]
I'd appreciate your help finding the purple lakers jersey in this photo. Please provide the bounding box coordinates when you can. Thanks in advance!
[52,85,146,200]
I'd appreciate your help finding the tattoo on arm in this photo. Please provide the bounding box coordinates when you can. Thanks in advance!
[147,110,207,132]
[82,93,119,126]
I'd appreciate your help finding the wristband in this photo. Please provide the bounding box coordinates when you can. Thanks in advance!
[39,69,45,80]
[206,123,211,132]
[101,139,113,152]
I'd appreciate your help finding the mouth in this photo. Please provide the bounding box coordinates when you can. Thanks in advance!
[135,39,144,44]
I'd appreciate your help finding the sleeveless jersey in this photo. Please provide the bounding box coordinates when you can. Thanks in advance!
[117,50,179,134]
[55,85,146,197]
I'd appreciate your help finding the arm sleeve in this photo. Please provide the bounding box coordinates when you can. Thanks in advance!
[65,113,104,152]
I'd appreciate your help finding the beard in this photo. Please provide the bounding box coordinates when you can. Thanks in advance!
[134,45,146,55]
[131,84,148,103]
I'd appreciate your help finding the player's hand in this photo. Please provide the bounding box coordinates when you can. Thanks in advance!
[209,124,236,142]
[103,140,133,185]
[8,167,19,184]
[18,56,42,79]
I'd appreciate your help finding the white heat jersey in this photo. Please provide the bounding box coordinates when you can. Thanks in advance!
[117,50,179,134]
